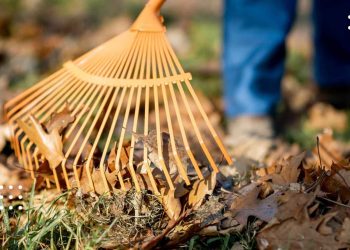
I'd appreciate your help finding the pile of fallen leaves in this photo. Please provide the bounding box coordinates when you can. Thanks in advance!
[1,108,350,249]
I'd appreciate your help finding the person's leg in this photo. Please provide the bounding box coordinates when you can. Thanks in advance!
[223,0,297,160]
[223,0,297,118]
[313,1,350,87]
[313,1,350,108]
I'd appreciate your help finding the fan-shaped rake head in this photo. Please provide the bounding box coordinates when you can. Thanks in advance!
[4,0,232,194]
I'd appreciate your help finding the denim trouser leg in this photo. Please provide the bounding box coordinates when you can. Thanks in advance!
[223,0,297,118]
[313,1,350,87]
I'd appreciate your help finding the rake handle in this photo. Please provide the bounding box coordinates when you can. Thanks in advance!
[131,0,166,31]
[147,0,166,13]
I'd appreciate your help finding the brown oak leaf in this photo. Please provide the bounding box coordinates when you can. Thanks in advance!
[270,152,305,185]
[18,115,64,169]
[257,213,349,250]
[227,183,278,226]
[275,191,315,222]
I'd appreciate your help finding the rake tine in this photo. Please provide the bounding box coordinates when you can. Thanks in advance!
[62,85,103,188]
[116,87,141,191]
[5,69,67,118]
[142,33,160,195]
[128,34,145,190]
[100,88,127,190]
[77,87,114,189]
[8,73,72,123]
[71,85,108,191]
[154,35,190,185]
[184,80,233,165]
[143,86,160,195]
[176,81,219,173]
[92,88,121,193]
[61,56,113,189]
[115,34,144,192]
[158,36,219,172]
[128,86,142,184]
[158,38,203,179]
[163,37,232,165]
[151,33,175,190]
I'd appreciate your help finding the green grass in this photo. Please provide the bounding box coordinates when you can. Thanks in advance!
[1,184,108,249]
[0,181,258,250]
[1,184,79,249]
[183,19,221,67]
[285,51,311,85]
[0,184,166,249]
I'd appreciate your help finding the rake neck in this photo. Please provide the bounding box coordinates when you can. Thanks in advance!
[130,0,166,32]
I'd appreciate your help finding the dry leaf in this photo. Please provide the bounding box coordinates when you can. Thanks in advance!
[0,124,12,152]
[270,152,305,185]
[63,126,94,161]
[188,171,216,209]
[174,181,189,198]
[339,217,350,244]
[105,170,118,190]
[306,102,347,132]
[79,166,109,195]
[313,129,343,170]
[304,159,350,203]
[138,173,155,191]
[317,212,337,236]
[107,141,130,173]
[228,183,278,226]
[120,142,131,170]
[320,169,350,203]
[275,191,315,222]
[161,188,182,221]
[18,115,64,169]
[257,213,348,250]
[107,142,117,172]
[45,104,75,133]
[136,130,189,180]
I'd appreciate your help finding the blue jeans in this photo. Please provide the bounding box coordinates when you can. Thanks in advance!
[223,0,350,118]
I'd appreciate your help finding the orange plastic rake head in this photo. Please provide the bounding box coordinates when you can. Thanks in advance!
[4,0,232,194]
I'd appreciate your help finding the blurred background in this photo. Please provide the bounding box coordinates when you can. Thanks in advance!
[0,0,348,149]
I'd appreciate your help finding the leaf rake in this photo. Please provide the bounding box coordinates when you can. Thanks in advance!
[4,0,232,194]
